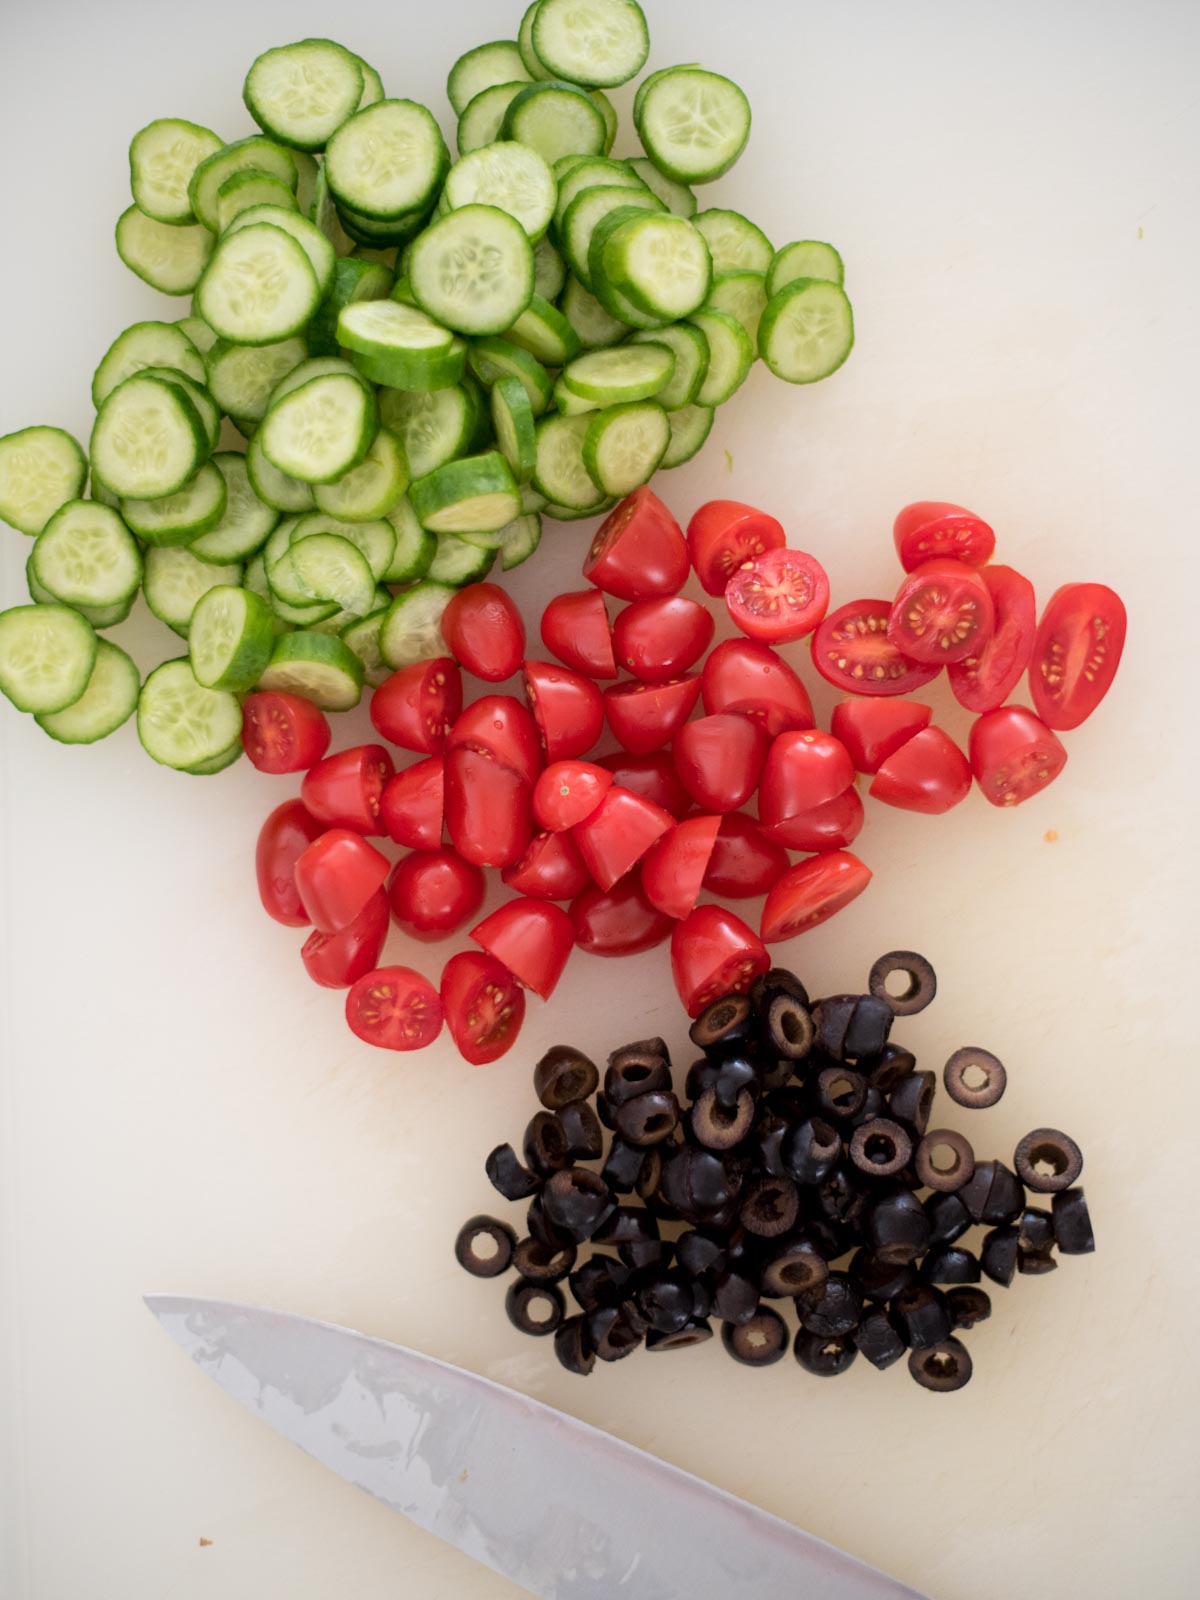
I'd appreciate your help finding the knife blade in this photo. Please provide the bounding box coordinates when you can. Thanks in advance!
[146,1295,925,1600]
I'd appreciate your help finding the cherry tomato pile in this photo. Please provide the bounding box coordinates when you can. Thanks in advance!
[250,485,1126,1063]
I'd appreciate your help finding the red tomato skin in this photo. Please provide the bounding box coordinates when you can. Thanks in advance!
[470,899,574,999]
[345,965,444,1052]
[387,848,485,942]
[501,828,593,900]
[440,950,526,1065]
[700,639,814,736]
[584,487,690,600]
[603,674,702,754]
[830,698,933,774]
[759,787,866,852]
[294,829,392,934]
[533,760,613,832]
[256,799,325,926]
[673,713,770,813]
[760,851,873,942]
[370,657,463,754]
[572,785,675,891]
[702,812,790,898]
[539,589,617,680]
[300,744,395,835]
[969,705,1068,807]
[724,548,830,644]
[640,813,723,919]
[440,582,526,682]
[893,502,996,571]
[447,695,541,788]
[1029,582,1127,731]
[758,730,856,825]
[811,599,942,697]
[301,888,390,988]
[379,757,444,850]
[612,597,715,682]
[443,745,533,868]
[523,659,605,762]
[570,873,675,956]
[670,905,770,1018]
[596,751,692,819]
[686,500,787,596]
[947,566,1036,714]
[241,692,331,774]
[887,559,995,666]
[870,727,972,815]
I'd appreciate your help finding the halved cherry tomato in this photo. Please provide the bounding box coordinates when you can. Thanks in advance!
[870,727,972,815]
[294,829,391,933]
[440,582,526,682]
[470,899,573,999]
[893,501,996,571]
[811,599,941,696]
[539,589,617,680]
[830,698,932,774]
[440,950,526,1064]
[301,743,394,835]
[443,745,533,867]
[603,675,701,754]
[640,813,722,919]
[670,905,769,1017]
[612,597,714,682]
[387,848,485,942]
[370,657,462,753]
[447,695,541,788]
[725,548,829,643]
[947,565,1036,714]
[700,639,814,735]
[702,812,790,898]
[760,851,872,942]
[673,713,770,813]
[759,787,865,852]
[969,705,1068,808]
[241,692,331,774]
[380,756,444,850]
[345,965,443,1051]
[502,828,592,901]
[584,487,689,600]
[533,759,613,832]
[1029,582,1127,731]
[686,500,787,596]
[523,659,604,762]
[572,785,674,891]
[596,751,692,819]
[301,888,389,989]
[887,559,994,666]
[256,799,325,926]
[758,730,856,826]
[570,872,675,956]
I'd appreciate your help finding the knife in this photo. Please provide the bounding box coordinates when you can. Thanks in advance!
[146,1295,925,1600]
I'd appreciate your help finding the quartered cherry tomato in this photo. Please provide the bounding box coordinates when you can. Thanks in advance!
[948,565,1036,714]
[596,751,692,819]
[572,785,675,891]
[702,812,789,898]
[443,745,533,867]
[760,851,872,942]
[640,813,723,919]
[294,829,391,934]
[758,787,865,852]
[870,727,972,815]
[470,899,573,999]
[569,873,675,957]
[670,905,769,1017]
[758,730,856,825]
[673,713,770,813]
[612,596,714,682]
[584,487,689,600]
[686,499,787,596]
[301,743,394,835]
[379,756,444,850]
[370,657,462,753]
[811,599,941,697]
[523,659,604,762]
[1029,582,1127,731]
[241,691,331,774]
[969,705,1068,808]
[440,582,525,682]
[887,559,995,666]
[448,695,541,788]
[533,759,613,832]
[301,888,389,989]
[700,639,814,735]
[539,589,617,680]
[440,950,526,1065]
[603,675,702,754]
[501,828,592,901]
[345,965,443,1052]
[893,501,996,571]
[387,848,485,942]
[725,548,829,643]
[256,799,325,926]
[830,698,932,774]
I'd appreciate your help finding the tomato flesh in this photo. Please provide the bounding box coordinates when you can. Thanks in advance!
[596,751,692,819]
[830,698,932,774]
[639,813,722,920]
[448,695,541,788]
[440,582,526,682]
[893,501,996,571]
[470,899,573,999]
[870,727,972,815]
[673,712,770,813]
[293,829,391,934]
[501,828,592,901]
[946,565,1036,714]
[725,548,830,643]
[584,487,689,600]
[572,785,675,891]
[758,730,856,825]
[443,745,533,867]
[760,852,872,943]
[540,589,617,680]
[345,965,443,1051]
[301,888,389,989]
[370,657,462,754]
[256,799,325,926]
[603,675,702,754]
[759,787,865,852]
[440,950,526,1064]
[523,659,605,762]
[387,848,485,942]
[670,905,769,1017]
[242,692,331,774]
[686,500,787,596]
[1029,582,1127,731]
[612,596,715,682]
[380,756,444,850]
[702,812,790,898]
[811,598,941,696]
[570,872,675,957]
[969,705,1068,808]
[701,639,814,735]
[533,760,613,832]
[301,744,394,835]
[888,559,995,666]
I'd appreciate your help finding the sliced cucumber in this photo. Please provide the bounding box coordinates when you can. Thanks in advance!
[90,374,209,500]
[385,495,436,582]
[443,141,556,241]
[275,532,377,615]
[518,2,554,79]
[190,452,280,563]
[308,255,393,358]
[636,69,752,184]
[196,222,320,345]
[0,426,87,536]
[533,235,566,301]
[137,657,243,771]
[505,294,581,366]
[310,162,357,256]
[175,314,218,355]
[409,204,534,336]
[660,402,714,468]
[448,40,532,117]
[498,511,541,570]
[767,240,846,296]
[30,500,142,608]
[551,375,599,416]
[553,155,643,230]
[91,321,206,408]
[183,738,245,775]
[599,212,712,321]
[0,603,97,714]
[292,150,321,215]
[222,203,336,298]
[336,201,428,250]
[258,629,364,708]
[290,512,396,582]
[313,428,409,519]
[563,343,675,405]
[626,156,696,219]
[339,606,392,687]
[121,461,228,546]
[541,496,616,522]
[531,0,649,88]
[247,430,315,512]
[457,81,530,156]
[521,483,548,514]
[355,59,386,110]
[215,168,299,232]
[758,278,855,384]
[244,552,294,635]
[583,401,670,497]
[694,209,773,273]
[501,81,607,164]
[586,206,675,330]
[688,307,756,405]
[189,584,275,691]
[379,580,457,669]
[129,118,223,225]
[467,338,554,416]
[25,562,133,630]
[116,206,214,296]
[138,366,221,454]
[379,383,479,479]
[561,273,630,349]
[260,370,378,482]
[338,300,466,391]
[590,89,618,154]
[409,451,520,533]
[563,183,661,289]
[533,413,607,511]
[269,353,362,401]
[491,376,537,485]
[427,532,495,586]
[706,269,768,346]
[629,323,710,409]
[35,639,140,745]
[188,135,299,233]
[325,99,449,220]
[143,546,244,636]
[243,39,364,151]
[205,334,308,422]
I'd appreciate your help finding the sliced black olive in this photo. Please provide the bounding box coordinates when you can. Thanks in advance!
[946,1285,992,1329]
[586,1303,644,1361]
[593,1204,659,1246]
[890,1284,952,1349]
[602,1137,647,1193]
[484,1143,541,1202]
[980,1224,1020,1287]
[569,1253,631,1312]
[690,993,757,1054]
[754,1111,791,1176]
[813,993,894,1061]
[908,1337,972,1392]
[505,1279,565,1337]
[690,1278,714,1320]
[751,967,810,1013]
[660,1147,741,1218]
[887,1070,936,1136]
[646,1319,713,1352]
[795,1270,863,1336]
[721,1306,788,1366]
[714,1269,760,1326]
[533,1044,600,1109]
[863,1189,931,1264]
[595,1090,617,1130]
[847,1086,887,1129]
[1018,1250,1057,1276]
[943,1046,1007,1110]
[868,951,937,1016]
[958,1159,1024,1225]
[676,1230,727,1280]
[712,1054,760,1110]
[920,1246,981,1285]
[615,1089,681,1146]
[924,1189,972,1248]
[849,1250,917,1304]
[765,1083,809,1122]
[455,1215,517,1278]
[1017,1207,1056,1254]
[553,1314,596,1376]
[555,1099,603,1160]
[605,1047,672,1106]
[1014,1128,1083,1193]
[915,1129,975,1193]
[739,1175,800,1237]
[759,1056,798,1092]
[1052,1187,1095,1255]
[849,1117,913,1179]
[541,1168,615,1241]
[854,1308,907,1370]
[635,1146,664,1203]
[691,1086,755,1150]
[684,1055,721,1102]
[862,1042,917,1093]
[512,1235,577,1284]
[794,1328,858,1376]
[814,1164,871,1226]
[766,992,816,1060]
[761,1239,828,1298]
[636,1272,696,1334]
[811,1066,869,1124]
[620,1238,673,1272]
[808,1216,854,1261]
[525,1194,572,1249]
[523,1110,571,1179]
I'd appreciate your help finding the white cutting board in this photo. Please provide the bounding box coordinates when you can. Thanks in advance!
[2,2,1198,1597]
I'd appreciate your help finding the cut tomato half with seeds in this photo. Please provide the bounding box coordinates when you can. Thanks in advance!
[345,965,444,1051]
[870,727,972,815]
[830,698,932,774]
[893,501,996,571]
[242,691,331,773]
[640,813,723,920]
[760,851,872,943]
[701,638,814,735]
[1029,582,1127,731]
[470,899,574,1000]
[724,547,830,643]
[301,743,395,835]
[811,598,941,697]
[370,657,463,754]
[686,500,787,596]
[523,659,605,762]
[948,565,1036,714]
[671,904,769,1017]
[441,950,526,1065]
[584,486,689,600]
[969,705,1068,808]
[887,559,995,665]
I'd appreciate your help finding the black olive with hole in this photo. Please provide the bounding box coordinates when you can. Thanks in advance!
[525,1195,572,1250]
[849,1250,917,1304]
[676,1230,726,1280]
[635,1147,664,1203]
[739,1175,801,1237]
[1052,1187,1095,1254]
[714,1269,760,1326]
[915,1129,975,1193]
[602,1137,647,1194]
[868,950,937,1016]
[646,1319,713,1352]
[920,1246,981,1285]
[569,1254,631,1312]
[533,1044,600,1109]
[862,1042,917,1092]
[847,1086,888,1129]
[754,1111,790,1176]
[523,1110,571,1179]
[593,1205,659,1246]
[660,1147,741,1219]
[512,1235,577,1284]
[712,1055,760,1110]
[620,1237,673,1272]
[615,1089,681,1146]
[553,1314,596,1376]
[849,1117,913,1178]
[485,1143,541,1202]
[890,1284,952,1349]
[691,1086,755,1150]
[1018,1207,1056,1254]
[541,1168,615,1241]
[958,1159,1024,1225]
[943,1046,1007,1110]
[980,1224,1020,1286]
[605,1048,672,1106]
[685,1055,721,1102]
[586,1303,644,1361]
[909,1337,972,1392]
[1014,1128,1083,1193]
[812,1066,869,1123]
[636,1272,696,1334]
[505,1279,565,1337]
[887,1070,936,1136]
[555,1099,603,1160]
[924,1190,972,1248]
[722,1306,788,1366]
[617,1296,650,1338]
[863,1189,931,1264]
[751,967,810,1013]
[1018,1250,1057,1276]
[766,993,816,1060]
[814,1165,870,1227]
[854,1308,907,1370]
[946,1285,992,1329]
[690,993,757,1054]
[455,1215,517,1278]
[813,993,894,1061]
[761,1239,828,1298]
[782,1118,841,1184]
[794,1329,858,1376]
[795,1271,863,1336]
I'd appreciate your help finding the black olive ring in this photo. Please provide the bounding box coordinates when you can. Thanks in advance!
[849,1117,913,1179]
[915,1128,976,1192]
[1013,1128,1083,1193]
[943,1047,1007,1110]
[868,950,937,1016]
[454,1216,517,1279]
[505,1279,566,1336]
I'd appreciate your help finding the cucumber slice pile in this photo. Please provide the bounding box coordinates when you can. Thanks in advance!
[1,9,853,771]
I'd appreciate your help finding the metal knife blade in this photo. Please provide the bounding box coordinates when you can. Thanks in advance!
[146,1295,925,1600]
